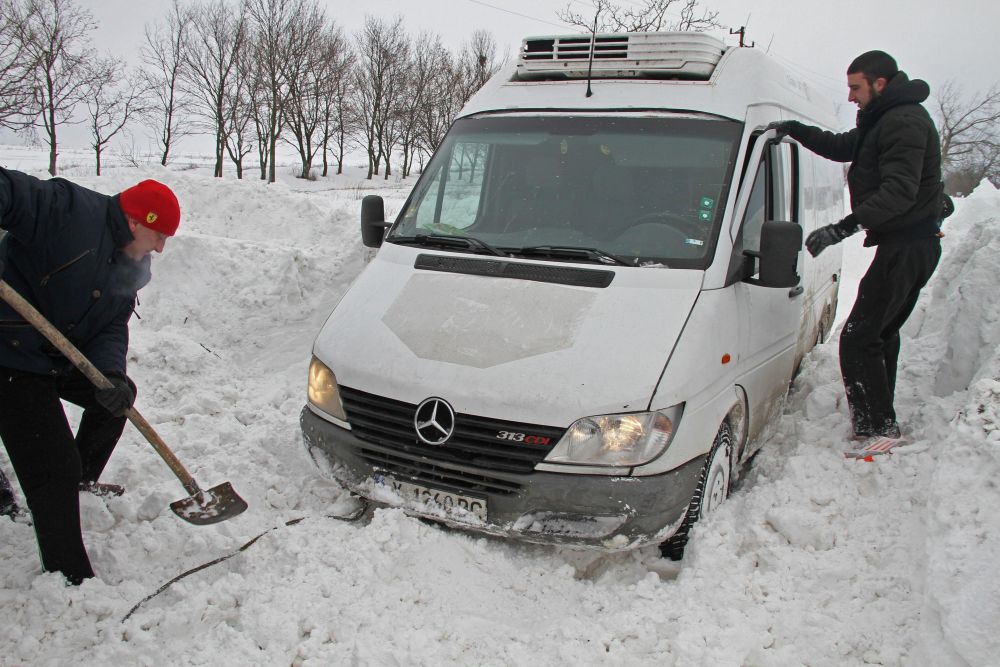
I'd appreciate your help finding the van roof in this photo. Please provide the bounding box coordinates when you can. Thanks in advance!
[460,32,843,128]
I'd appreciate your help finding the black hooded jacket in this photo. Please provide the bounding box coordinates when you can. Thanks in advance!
[0,168,151,377]
[786,71,943,245]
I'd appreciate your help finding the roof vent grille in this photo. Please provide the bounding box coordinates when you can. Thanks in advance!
[516,31,726,81]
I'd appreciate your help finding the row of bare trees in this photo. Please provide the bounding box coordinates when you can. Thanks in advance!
[935,82,1000,194]
[0,0,503,180]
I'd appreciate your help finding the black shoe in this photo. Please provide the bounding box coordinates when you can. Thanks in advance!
[79,481,125,497]
[852,422,902,441]
[1,496,19,519]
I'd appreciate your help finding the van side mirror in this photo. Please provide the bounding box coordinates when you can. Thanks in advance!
[744,220,802,288]
[360,195,390,248]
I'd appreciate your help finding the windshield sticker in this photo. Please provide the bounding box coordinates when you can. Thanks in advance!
[699,210,712,221]
[700,196,715,209]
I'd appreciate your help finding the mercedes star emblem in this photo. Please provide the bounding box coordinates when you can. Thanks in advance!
[414,397,456,445]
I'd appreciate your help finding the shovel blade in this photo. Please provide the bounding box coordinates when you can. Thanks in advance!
[169,482,248,525]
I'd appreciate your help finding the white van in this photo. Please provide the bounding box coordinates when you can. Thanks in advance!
[301,32,845,557]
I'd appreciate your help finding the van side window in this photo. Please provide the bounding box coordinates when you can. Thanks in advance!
[729,140,798,281]
[770,142,798,223]
[740,159,767,257]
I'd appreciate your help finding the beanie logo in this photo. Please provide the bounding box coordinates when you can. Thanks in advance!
[146,212,158,225]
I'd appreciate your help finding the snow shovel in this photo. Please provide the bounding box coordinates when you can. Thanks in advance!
[0,280,247,525]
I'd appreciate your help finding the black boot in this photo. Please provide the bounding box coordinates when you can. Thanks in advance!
[0,470,20,519]
[79,481,125,497]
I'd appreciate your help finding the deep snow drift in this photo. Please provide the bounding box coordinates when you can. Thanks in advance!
[0,150,998,666]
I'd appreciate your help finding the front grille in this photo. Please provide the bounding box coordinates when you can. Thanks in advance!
[340,386,565,495]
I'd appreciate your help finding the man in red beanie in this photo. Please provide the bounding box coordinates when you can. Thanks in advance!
[0,168,179,585]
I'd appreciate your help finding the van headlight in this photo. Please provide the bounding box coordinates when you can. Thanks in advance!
[307,356,347,421]
[544,405,683,467]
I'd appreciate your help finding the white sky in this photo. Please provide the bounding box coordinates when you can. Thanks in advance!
[90,0,1000,100]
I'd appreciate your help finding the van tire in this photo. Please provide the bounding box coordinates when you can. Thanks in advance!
[659,421,733,561]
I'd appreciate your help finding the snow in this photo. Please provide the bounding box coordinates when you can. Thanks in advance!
[1,149,999,666]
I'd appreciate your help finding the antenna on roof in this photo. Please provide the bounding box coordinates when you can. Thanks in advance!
[585,13,599,97]
[729,25,755,48]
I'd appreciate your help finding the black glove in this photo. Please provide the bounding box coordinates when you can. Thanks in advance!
[805,217,859,257]
[766,121,797,139]
[941,193,955,219]
[95,374,135,417]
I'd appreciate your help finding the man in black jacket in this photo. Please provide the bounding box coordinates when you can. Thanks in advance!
[772,51,944,450]
[0,169,179,584]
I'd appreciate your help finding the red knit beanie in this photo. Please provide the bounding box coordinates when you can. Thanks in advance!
[118,180,180,236]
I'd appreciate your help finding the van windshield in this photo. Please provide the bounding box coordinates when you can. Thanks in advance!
[388,114,742,268]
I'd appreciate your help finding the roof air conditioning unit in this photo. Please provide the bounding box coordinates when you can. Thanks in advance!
[515,32,726,81]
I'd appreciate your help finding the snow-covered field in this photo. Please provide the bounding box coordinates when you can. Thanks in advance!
[1,147,998,666]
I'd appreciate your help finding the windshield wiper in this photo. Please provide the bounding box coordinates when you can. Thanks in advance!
[389,234,507,257]
[510,245,634,267]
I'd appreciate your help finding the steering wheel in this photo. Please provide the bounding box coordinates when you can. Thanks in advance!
[623,212,706,243]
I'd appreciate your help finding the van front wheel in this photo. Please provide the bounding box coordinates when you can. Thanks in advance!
[659,421,733,561]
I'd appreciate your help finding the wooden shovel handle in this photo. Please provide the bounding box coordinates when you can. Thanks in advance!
[0,280,201,494]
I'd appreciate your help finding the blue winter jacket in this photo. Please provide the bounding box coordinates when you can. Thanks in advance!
[0,168,151,377]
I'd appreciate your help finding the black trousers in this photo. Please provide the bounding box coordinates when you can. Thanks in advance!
[839,237,941,437]
[0,367,133,583]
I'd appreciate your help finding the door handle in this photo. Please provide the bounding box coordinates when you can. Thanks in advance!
[788,285,804,298]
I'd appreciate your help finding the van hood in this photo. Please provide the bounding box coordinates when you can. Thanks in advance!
[313,244,703,427]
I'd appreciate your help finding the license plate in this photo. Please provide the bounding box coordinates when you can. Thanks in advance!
[369,474,487,522]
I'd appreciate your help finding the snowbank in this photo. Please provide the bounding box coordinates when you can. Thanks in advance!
[1,153,998,666]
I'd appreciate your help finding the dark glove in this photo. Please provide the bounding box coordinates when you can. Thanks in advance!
[941,193,955,219]
[805,216,859,257]
[766,121,797,139]
[95,374,135,417]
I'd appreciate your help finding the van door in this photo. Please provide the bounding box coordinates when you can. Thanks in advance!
[731,135,802,445]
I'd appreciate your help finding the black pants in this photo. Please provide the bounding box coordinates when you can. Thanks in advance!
[839,237,941,436]
[0,367,133,583]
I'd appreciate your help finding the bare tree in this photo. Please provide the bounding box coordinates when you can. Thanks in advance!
[399,32,450,177]
[245,0,316,183]
[456,30,505,102]
[415,46,462,163]
[183,0,246,178]
[352,15,408,180]
[558,0,721,33]
[281,2,333,179]
[224,32,256,179]
[142,0,193,167]
[247,60,271,181]
[0,0,38,130]
[20,0,98,175]
[84,59,149,175]
[376,32,411,180]
[935,79,1000,193]
[319,35,355,176]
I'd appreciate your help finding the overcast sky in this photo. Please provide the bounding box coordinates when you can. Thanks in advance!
[91,0,999,95]
[49,0,1000,152]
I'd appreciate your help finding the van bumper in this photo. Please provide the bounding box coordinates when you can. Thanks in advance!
[301,406,705,551]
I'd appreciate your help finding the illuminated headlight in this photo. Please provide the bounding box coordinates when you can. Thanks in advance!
[544,406,683,467]
[307,356,347,421]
